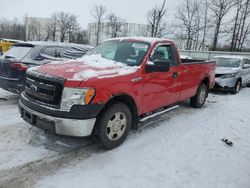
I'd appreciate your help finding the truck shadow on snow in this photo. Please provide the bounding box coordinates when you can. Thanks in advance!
[27,127,93,153]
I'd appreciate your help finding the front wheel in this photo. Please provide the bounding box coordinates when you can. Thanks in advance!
[233,80,241,94]
[190,83,208,108]
[92,103,132,150]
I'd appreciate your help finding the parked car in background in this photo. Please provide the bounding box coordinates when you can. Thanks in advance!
[18,37,215,149]
[213,56,250,94]
[0,42,93,93]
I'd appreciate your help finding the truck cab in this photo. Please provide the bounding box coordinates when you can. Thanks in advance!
[18,37,215,149]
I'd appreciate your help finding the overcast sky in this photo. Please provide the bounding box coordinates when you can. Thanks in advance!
[1,0,181,29]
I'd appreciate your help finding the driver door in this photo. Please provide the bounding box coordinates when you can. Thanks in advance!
[142,44,182,114]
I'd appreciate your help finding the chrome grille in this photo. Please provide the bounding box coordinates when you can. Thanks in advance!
[25,74,63,107]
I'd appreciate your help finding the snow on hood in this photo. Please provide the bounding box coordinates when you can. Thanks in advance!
[215,67,240,75]
[32,54,139,81]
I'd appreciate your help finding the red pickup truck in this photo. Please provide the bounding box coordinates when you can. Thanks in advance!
[18,37,215,149]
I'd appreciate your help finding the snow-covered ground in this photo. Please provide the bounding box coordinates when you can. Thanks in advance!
[0,88,250,188]
[0,89,91,171]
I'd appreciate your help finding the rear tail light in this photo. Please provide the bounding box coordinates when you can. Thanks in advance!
[9,62,28,71]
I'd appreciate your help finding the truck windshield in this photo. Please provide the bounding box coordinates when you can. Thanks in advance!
[87,40,150,66]
[215,57,241,68]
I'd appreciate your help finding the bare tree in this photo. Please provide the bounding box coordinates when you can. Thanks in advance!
[200,0,210,50]
[26,17,42,41]
[0,17,25,40]
[230,0,250,51]
[107,13,125,38]
[55,12,79,42]
[45,13,58,41]
[176,0,199,50]
[147,0,167,37]
[91,5,106,45]
[209,0,235,51]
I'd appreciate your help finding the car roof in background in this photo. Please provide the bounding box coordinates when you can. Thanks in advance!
[14,41,93,49]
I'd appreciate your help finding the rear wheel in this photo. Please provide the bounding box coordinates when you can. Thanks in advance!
[92,103,132,150]
[233,80,241,94]
[190,83,208,108]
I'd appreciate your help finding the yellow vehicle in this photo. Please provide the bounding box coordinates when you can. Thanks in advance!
[0,38,23,53]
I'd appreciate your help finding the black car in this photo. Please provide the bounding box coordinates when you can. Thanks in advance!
[0,42,93,94]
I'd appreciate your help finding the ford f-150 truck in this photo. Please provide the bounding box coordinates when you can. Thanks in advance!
[18,37,216,149]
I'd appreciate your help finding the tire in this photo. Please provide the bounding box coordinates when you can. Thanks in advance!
[246,83,250,87]
[92,103,132,150]
[190,83,208,108]
[233,80,241,94]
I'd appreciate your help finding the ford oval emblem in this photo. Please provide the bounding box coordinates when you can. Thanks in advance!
[30,84,38,92]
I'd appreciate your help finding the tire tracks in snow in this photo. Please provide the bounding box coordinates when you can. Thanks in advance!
[0,142,102,188]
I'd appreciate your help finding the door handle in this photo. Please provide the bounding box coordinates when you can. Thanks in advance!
[173,72,178,79]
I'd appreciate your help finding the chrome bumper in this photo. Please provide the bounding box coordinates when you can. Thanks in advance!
[19,101,96,137]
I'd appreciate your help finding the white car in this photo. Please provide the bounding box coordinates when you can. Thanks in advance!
[213,55,250,94]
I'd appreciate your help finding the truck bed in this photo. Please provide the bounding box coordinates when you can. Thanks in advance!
[181,58,213,64]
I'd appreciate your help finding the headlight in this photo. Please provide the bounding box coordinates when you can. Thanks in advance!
[221,73,236,79]
[60,87,95,111]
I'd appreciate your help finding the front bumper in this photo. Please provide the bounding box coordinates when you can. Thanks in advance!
[213,77,237,91]
[18,92,104,137]
[19,101,96,137]
[0,75,24,94]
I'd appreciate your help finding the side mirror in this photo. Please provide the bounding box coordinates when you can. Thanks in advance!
[145,59,171,73]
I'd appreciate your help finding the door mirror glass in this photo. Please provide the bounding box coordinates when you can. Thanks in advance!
[145,59,171,73]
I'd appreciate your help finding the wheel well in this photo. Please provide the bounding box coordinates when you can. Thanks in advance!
[100,94,139,130]
[237,77,242,84]
[201,77,209,89]
[200,77,209,97]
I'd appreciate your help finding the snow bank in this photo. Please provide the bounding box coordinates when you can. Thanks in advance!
[0,89,91,170]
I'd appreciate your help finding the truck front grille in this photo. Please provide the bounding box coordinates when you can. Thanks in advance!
[25,74,64,107]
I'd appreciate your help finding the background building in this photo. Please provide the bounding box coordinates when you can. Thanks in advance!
[25,17,66,42]
[88,22,150,46]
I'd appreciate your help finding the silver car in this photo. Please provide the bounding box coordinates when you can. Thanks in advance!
[213,56,250,94]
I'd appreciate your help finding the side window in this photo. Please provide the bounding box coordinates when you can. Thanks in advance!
[151,45,178,66]
[42,47,56,57]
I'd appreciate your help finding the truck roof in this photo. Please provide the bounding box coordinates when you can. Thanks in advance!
[106,37,174,45]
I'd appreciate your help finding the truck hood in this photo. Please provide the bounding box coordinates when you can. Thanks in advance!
[215,67,240,75]
[32,54,139,81]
